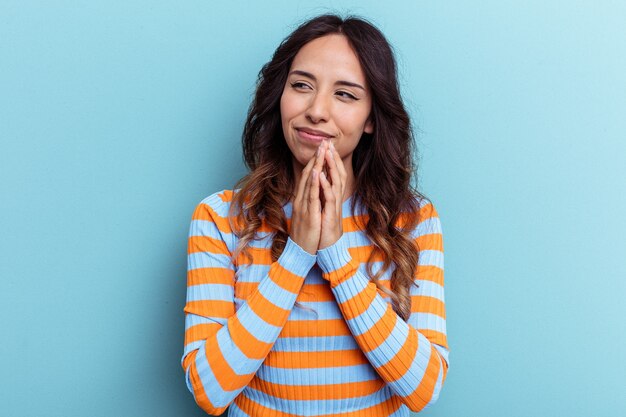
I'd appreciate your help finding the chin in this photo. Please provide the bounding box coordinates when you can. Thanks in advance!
[292,150,315,168]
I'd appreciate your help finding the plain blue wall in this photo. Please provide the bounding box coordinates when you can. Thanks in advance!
[1,1,625,416]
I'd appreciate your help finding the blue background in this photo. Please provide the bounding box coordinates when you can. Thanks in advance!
[1,1,625,416]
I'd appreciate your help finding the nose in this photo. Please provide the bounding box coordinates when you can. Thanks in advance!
[305,92,330,124]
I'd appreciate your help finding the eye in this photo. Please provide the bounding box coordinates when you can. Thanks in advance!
[291,82,311,90]
[336,90,358,101]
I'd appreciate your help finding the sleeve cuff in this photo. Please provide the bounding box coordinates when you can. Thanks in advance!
[316,233,353,274]
[276,237,317,278]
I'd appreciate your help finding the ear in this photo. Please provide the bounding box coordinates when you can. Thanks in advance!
[364,117,374,134]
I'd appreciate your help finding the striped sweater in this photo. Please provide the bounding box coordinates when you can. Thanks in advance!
[182,190,449,416]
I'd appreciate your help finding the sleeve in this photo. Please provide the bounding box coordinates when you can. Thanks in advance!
[182,194,317,415]
[316,200,449,413]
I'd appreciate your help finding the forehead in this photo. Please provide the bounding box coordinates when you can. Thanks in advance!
[290,34,366,83]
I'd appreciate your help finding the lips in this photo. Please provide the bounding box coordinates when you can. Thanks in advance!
[295,127,334,142]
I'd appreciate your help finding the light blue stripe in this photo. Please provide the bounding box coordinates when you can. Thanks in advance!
[187,252,234,270]
[255,363,379,385]
[367,318,409,368]
[217,325,261,376]
[341,230,372,247]
[386,332,432,397]
[202,193,231,218]
[182,340,203,362]
[418,250,444,269]
[411,217,442,239]
[186,283,233,303]
[304,271,326,284]
[424,354,445,409]
[346,294,389,336]
[184,366,195,397]
[332,271,369,304]
[238,305,281,344]
[190,220,272,248]
[193,341,234,408]
[409,313,446,333]
[433,344,450,365]
[185,312,227,327]
[410,280,444,298]
[287,301,342,321]
[241,386,394,416]
[234,264,270,282]
[257,277,298,310]
[272,335,358,352]
[189,219,224,239]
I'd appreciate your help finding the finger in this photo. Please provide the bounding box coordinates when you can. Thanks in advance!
[319,171,336,209]
[330,141,347,181]
[295,150,318,204]
[324,145,341,191]
[313,140,327,173]
[308,168,320,212]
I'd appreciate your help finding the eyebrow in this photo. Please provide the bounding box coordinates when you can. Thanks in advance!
[289,70,366,91]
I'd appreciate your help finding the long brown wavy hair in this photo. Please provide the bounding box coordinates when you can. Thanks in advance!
[229,14,424,321]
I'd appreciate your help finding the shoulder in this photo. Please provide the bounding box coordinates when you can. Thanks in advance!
[389,194,442,237]
[191,189,237,223]
[413,195,443,237]
[415,195,440,222]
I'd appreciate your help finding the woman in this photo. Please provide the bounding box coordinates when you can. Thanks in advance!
[182,14,449,416]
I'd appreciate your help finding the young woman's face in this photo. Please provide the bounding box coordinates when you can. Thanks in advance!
[280,34,374,172]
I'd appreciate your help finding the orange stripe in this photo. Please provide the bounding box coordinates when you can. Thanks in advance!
[415,233,443,251]
[234,278,315,302]
[188,352,228,415]
[418,329,448,349]
[217,190,234,203]
[184,322,221,345]
[269,263,306,294]
[343,214,369,232]
[339,282,375,320]
[280,319,352,337]
[440,350,449,383]
[297,283,334,302]
[191,203,233,233]
[415,265,444,286]
[263,349,369,369]
[247,291,292,327]
[236,391,403,416]
[182,349,197,372]
[236,247,272,265]
[247,377,385,400]
[376,328,417,383]
[205,329,254,392]
[187,267,234,286]
[325,258,359,287]
[184,300,235,319]
[418,202,438,221]
[411,295,446,318]
[187,235,230,256]
[355,306,397,353]
[229,315,273,360]
[404,344,442,412]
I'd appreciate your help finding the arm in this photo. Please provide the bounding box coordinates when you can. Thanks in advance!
[316,201,449,413]
[182,193,316,415]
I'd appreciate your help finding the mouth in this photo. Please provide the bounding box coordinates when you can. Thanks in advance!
[295,127,334,143]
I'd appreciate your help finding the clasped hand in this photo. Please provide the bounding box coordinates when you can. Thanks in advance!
[290,140,347,255]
